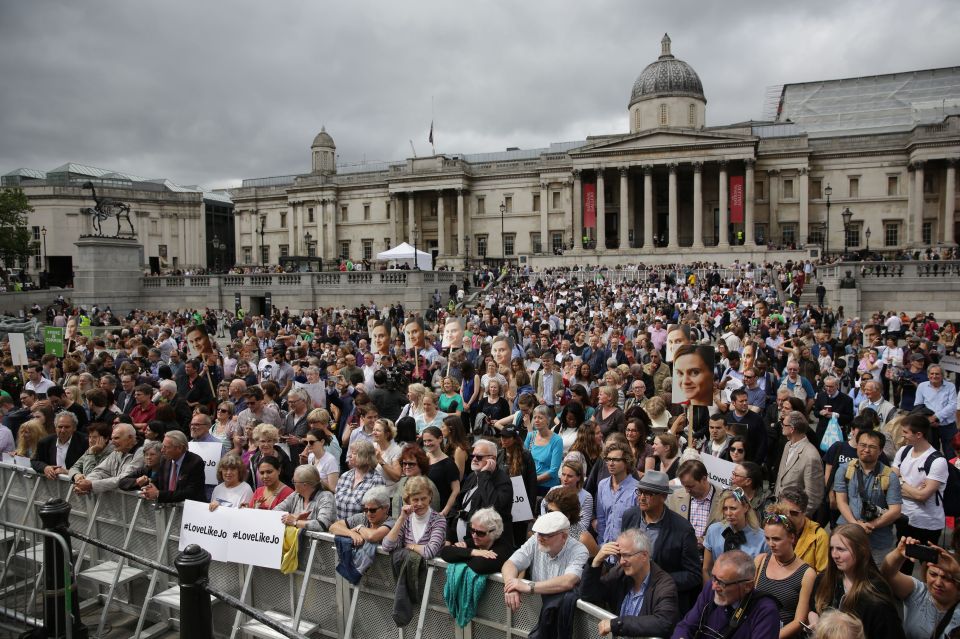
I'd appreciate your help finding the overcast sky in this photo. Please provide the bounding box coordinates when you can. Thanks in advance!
[1,1,957,190]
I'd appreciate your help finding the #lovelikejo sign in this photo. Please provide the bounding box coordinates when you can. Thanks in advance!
[179,500,285,569]
[699,454,736,491]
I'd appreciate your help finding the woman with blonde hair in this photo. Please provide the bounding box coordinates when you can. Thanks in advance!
[15,419,46,458]
[591,384,625,437]
[701,489,767,584]
[246,423,293,488]
[381,475,447,559]
[371,418,402,485]
[398,383,427,423]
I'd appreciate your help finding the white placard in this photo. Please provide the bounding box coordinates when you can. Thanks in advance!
[178,500,285,569]
[178,499,230,561]
[941,355,960,374]
[511,476,534,522]
[700,454,736,491]
[227,506,286,569]
[14,455,31,470]
[295,382,327,409]
[188,442,224,485]
[8,333,28,367]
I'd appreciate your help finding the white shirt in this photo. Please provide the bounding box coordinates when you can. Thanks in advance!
[895,445,948,530]
[56,439,70,468]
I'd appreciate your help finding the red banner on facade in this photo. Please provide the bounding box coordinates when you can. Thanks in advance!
[583,183,597,228]
[729,176,744,223]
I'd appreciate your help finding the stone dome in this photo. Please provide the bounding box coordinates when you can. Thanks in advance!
[312,126,335,149]
[629,34,705,107]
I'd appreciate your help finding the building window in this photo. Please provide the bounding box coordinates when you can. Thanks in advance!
[32,226,40,241]
[659,104,668,126]
[848,177,859,199]
[476,196,485,215]
[307,243,315,257]
[279,244,289,258]
[782,224,796,247]
[808,227,824,246]
[552,191,561,210]
[476,235,488,258]
[308,207,314,223]
[362,239,373,260]
[504,196,513,214]
[504,234,516,256]
[551,232,564,254]
[887,176,899,196]
[339,241,350,261]
[755,180,765,201]
[810,179,822,200]
[386,202,391,220]
[922,222,933,245]
[844,222,862,248]
[280,212,287,228]
[688,104,696,126]
[384,239,391,251]
[33,241,41,270]
[243,246,252,264]
[783,179,794,200]
[261,246,270,264]
[755,223,767,245]
[533,194,540,212]
[884,223,899,247]
[340,205,348,222]
[634,111,641,131]
[530,232,542,254]
[363,204,370,221]
[150,219,160,234]
[924,174,936,194]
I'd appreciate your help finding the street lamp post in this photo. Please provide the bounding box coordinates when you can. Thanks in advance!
[413,228,420,270]
[464,235,470,270]
[841,207,853,255]
[259,215,266,265]
[865,227,871,254]
[210,234,226,270]
[824,183,832,256]
[40,225,47,270]
[499,202,506,261]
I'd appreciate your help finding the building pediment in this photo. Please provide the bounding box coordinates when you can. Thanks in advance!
[570,129,757,157]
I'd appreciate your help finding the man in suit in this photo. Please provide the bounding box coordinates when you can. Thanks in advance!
[32,411,88,479]
[812,375,855,449]
[533,352,563,409]
[621,470,701,611]
[603,336,629,370]
[447,439,514,544]
[140,430,206,503]
[114,373,138,416]
[775,410,824,517]
[581,528,679,638]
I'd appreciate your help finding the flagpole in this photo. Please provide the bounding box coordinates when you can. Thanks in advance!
[430,95,436,155]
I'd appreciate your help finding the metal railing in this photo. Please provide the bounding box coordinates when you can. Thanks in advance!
[0,463,639,639]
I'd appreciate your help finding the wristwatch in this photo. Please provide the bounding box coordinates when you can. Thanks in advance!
[529,580,535,594]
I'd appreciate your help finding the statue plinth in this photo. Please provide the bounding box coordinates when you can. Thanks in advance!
[72,237,142,313]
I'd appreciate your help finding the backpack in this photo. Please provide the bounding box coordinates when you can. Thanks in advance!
[896,446,960,517]
[844,459,893,492]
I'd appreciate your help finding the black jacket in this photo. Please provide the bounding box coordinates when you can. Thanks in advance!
[156,451,206,503]
[31,433,88,474]
[812,391,855,449]
[447,466,515,544]
[581,560,679,638]
[621,505,701,609]
[725,409,767,464]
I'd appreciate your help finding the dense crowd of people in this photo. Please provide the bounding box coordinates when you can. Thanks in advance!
[2,257,960,638]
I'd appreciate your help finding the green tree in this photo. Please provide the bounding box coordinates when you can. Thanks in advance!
[0,187,35,286]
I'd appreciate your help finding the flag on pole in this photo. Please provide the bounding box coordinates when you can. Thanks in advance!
[428,121,434,145]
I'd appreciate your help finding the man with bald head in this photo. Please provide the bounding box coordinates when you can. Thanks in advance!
[73,423,143,494]
[227,379,248,413]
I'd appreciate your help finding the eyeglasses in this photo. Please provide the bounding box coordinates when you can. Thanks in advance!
[635,489,661,497]
[217,408,229,413]
[730,447,745,453]
[785,509,803,517]
[619,549,644,560]
[712,576,751,589]
[362,506,383,514]
[469,527,489,538]
[400,461,418,468]
[604,456,626,463]
[305,439,319,445]
[742,375,755,380]
[471,454,492,461]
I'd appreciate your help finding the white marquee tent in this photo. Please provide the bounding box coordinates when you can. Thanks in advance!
[375,242,432,270]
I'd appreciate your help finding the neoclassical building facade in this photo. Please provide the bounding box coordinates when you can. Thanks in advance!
[232,35,960,267]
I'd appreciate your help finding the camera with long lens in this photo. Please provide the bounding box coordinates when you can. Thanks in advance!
[860,501,883,522]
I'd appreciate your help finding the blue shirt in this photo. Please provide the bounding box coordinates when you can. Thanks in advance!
[596,474,640,546]
[523,431,564,489]
[620,569,651,619]
[703,522,768,561]
[915,380,958,425]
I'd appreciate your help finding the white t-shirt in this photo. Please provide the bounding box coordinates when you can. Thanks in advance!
[895,445,949,530]
[308,451,340,484]
[211,482,254,509]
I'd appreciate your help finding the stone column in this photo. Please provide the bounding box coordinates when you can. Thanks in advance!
[767,170,780,244]
[945,160,957,245]
[315,200,323,257]
[233,210,242,264]
[407,194,415,245]
[437,192,446,256]
[717,161,729,247]
[287,204,296,256]
[799,168,810,246]
[667,163,678,249]
[913,161,925,245]
[596,169,606,250]
[539,182,549,253]
[573,170,583,250]
[456,189,466,256]
[178,216,187,267]
[329,198,338,259]
[745,160,755,245]
[643,166,654,248]
[619,167,630,249]
[692,162,704,249]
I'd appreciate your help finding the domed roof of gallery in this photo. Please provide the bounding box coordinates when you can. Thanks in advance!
[629,34,705,106]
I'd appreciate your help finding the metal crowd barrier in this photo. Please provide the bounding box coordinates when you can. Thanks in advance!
[0,463,636,639]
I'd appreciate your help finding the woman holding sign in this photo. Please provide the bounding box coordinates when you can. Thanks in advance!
[277,465,336,532]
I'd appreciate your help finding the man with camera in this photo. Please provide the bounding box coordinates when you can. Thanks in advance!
[834,428,903,566]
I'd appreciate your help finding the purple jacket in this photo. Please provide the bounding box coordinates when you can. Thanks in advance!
[671,581,780,639]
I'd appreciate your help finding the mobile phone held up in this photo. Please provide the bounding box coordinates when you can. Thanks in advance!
[905,543,939,565]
